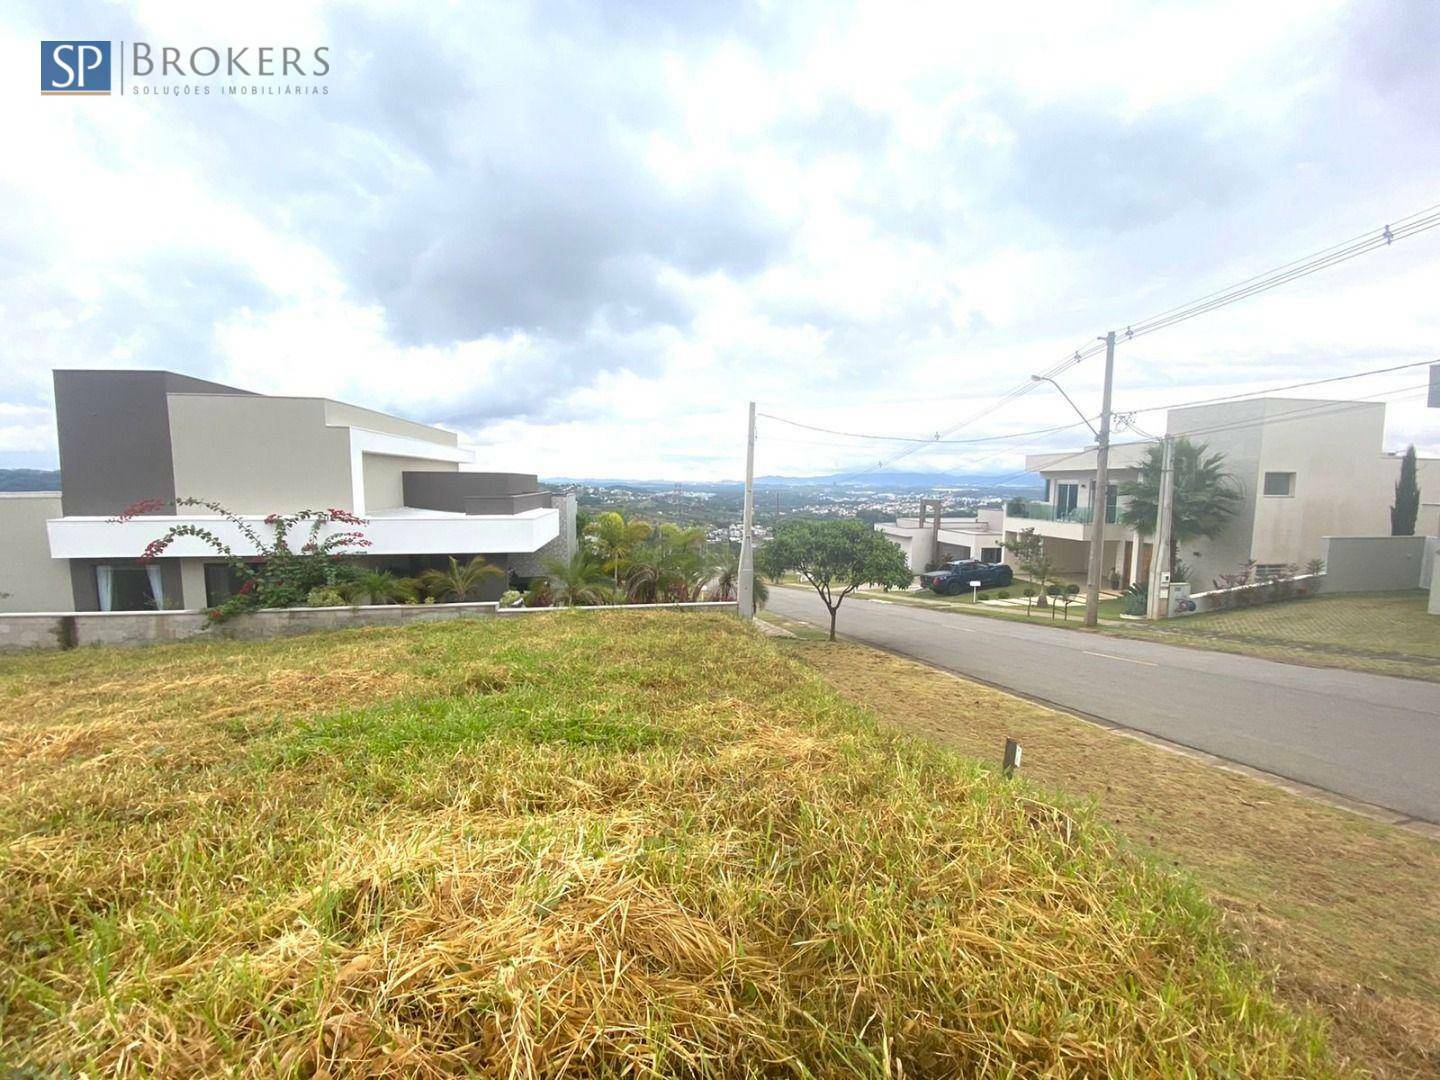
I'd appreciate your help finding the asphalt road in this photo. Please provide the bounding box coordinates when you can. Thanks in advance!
[768,587,1440,824]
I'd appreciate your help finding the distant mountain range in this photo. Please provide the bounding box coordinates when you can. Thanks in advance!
[0,468,61,492]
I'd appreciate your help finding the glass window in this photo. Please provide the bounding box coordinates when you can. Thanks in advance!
[204,563,245,606]
[1263,471,1295,497]
[1055,482,1079,514]
[96,566,159,611]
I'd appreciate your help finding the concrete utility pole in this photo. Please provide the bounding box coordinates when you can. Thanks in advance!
[738,401,756,619]
[1082,331,1116,627]
[1145,435,1176,620]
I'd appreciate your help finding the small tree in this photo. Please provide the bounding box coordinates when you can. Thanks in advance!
[1391,444,1420,536]
[1004,528,1054,607]
[545,551,613,606]
[418,556,504,602]
[757,520,911,640]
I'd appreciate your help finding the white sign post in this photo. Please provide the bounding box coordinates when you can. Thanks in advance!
[970,579,982,603]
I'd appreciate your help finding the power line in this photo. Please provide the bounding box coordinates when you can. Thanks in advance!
[819,199,1440,479]
[763,357,1433,449]
[961,383,1429,493]
[757,411,1097,445]
[1120,203,1440,342]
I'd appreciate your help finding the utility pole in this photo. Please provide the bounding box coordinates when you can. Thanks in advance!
[738,401,756,619]
[1082,331,1116,627]
[1145,435,1175,620]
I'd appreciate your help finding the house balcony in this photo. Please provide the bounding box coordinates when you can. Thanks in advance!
[1003,502,1130,541]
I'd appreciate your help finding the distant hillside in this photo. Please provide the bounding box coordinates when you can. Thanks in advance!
[0,469,60,492]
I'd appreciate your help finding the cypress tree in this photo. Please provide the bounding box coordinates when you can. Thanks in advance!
[1390,444,1419,536]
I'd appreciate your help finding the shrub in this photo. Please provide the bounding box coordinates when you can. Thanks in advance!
[498,589,524,608]
[524,579,555,608]
[306,587,347,608]
[1123,583,1147,616]
[113,498,371,621]
[996,590,1011,600]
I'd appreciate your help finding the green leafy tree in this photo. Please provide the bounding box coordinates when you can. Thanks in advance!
[545,552,614,606]
[584,511,653,585]
[418,556,505,603]
[1120,438,1241,576]
[757,520,911,640]
[1004,528,1054,609]
[1391,444,1420,536]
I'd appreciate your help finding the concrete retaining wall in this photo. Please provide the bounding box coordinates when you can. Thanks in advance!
[1320,535,1433,593]
[0,599,738,652]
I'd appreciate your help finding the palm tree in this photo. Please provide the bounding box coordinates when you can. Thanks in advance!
[354,569,415,605]
[656,522,706,557]
[712,550,768,607]
[418,556,505,603]
[1120,438,1241,577]
[545,552,613,606]
[584,511,653,585]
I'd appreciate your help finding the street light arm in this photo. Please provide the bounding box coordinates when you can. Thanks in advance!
[1030,375,1100,440]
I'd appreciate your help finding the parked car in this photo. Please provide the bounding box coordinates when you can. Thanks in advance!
[920,559,1013,595]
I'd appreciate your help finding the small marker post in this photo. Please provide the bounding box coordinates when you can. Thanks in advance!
[1002,738,1022,777]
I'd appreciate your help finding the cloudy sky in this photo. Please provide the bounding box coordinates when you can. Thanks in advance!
[4,1,1438,480]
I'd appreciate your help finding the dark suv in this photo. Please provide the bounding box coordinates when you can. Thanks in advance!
[919,559,1013,596]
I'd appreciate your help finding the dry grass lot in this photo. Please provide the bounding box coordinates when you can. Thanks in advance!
[791,640,1440,1079]
[0,613,1336,1077]
[1118,589,1440,682]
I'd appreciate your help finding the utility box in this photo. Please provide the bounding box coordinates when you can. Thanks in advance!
[1168,581,1193,616]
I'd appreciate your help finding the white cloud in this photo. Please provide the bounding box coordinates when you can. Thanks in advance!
[3,0,1438,479]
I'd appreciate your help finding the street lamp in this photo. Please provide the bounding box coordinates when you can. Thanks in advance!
[1030,375,1099,440]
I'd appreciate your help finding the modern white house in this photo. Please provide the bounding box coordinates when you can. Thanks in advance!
[1001,396,1437,590]
[0,370,576,613]
[876,507,1006,572]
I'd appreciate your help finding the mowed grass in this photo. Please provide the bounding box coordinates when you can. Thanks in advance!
[1117,590,1440,682]
[0,614,1337,1077]
[790,642,1440,1079]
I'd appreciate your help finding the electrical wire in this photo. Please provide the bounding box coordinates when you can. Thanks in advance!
[756,412,1098,445]
[817,201,1440,478]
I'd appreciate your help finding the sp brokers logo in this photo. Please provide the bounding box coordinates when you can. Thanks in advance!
[41,41,112,95]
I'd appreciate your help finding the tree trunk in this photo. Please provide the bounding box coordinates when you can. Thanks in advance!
[828,604,838,641]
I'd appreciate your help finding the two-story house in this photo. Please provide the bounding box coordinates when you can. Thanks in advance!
[0,370,576,612]
[1004,396,1438,590]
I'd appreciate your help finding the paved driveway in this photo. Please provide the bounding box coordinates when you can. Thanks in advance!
[767,587,1440,824]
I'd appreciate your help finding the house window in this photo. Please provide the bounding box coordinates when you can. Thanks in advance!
[1263,471,1295,497]
[204,563,245,607]
[981,546,1002,563]
[1042,479,1052,501]
[1254,563,1290,580]
[1055,482,1079,515]
[95,565,162,612]
[1105,484,1118,523]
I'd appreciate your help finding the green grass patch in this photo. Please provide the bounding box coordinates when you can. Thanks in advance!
[0,612,1337,1076]
[1119,589,1439,681]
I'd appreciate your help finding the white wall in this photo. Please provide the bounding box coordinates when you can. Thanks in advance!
[0,493,73,612]
[168,394,354,513]
[362,453,457,512]
[1321,535,1432,593]
[1250,400,1390,569]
